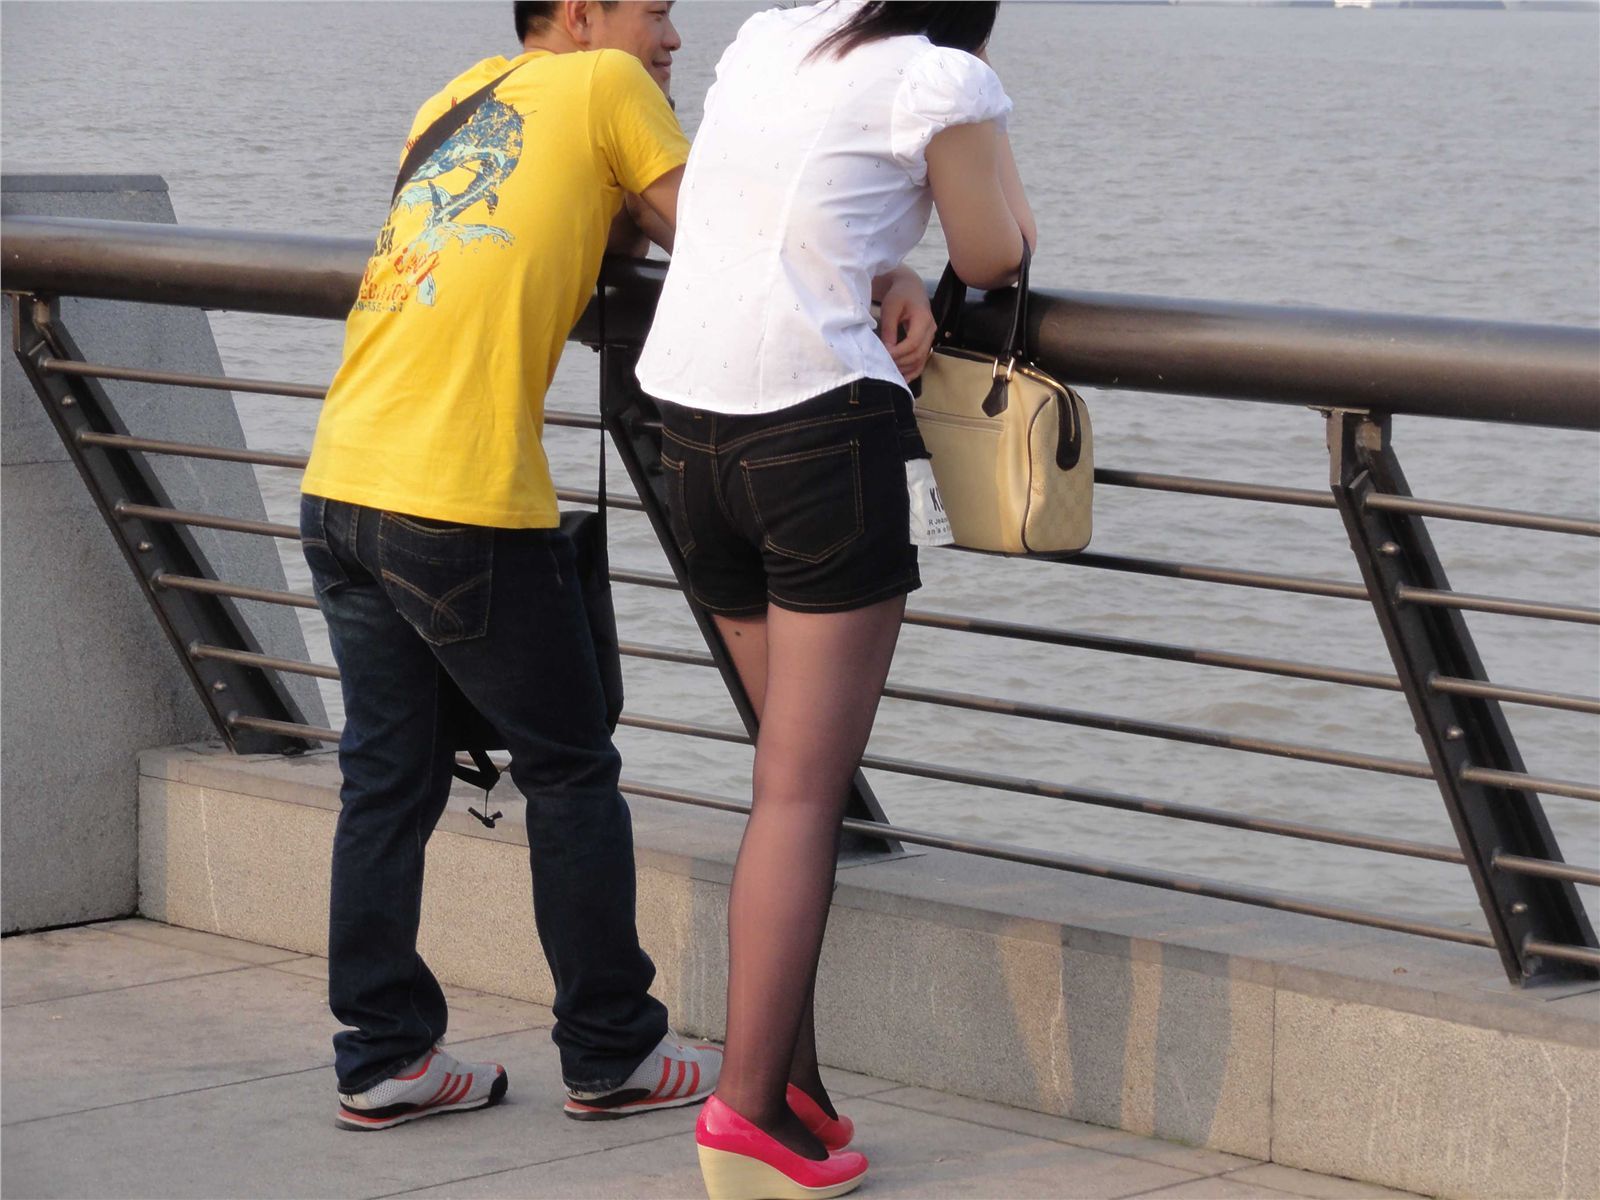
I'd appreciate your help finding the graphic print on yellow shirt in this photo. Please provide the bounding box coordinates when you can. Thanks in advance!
[302,49,687,529]
[358,91,525,313]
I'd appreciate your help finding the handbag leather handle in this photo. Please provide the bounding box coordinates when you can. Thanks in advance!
[931,245,1033,417]
[981,243,1032,417]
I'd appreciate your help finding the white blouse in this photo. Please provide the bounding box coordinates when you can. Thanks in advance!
[635,0,1012,415]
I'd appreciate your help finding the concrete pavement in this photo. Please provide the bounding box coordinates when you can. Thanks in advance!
[1,920,1421,1199]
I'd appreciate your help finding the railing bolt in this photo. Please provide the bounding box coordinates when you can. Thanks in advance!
[60,395,74,407]
[1511,901,1529,915]
[1379,541,1400,556]
[212,681,228,693]
[1444,725,1464,740]
[137,541,153,552]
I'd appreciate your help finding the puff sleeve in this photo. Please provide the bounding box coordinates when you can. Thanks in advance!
[889,46,1013,186]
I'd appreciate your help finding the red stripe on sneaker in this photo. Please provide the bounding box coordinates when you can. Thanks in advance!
[451,1073,475,1106]
[393,1051,435,1082]
[423,1072,455,1107]
[688,1062,701,1097]
[650,1056,672,1100]
[671,1060,687,1100]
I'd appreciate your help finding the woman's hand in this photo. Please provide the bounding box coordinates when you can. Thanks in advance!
[874,265,937,381]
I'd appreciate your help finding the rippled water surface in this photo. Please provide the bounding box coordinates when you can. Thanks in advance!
[5,1,1598,930]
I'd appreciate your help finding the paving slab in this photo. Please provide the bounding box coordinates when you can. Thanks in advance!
[1218,1164,1422,1199]
[90,917,311,965]
[1,924,287,1007]
[875,1086,1256,1177]
[1129,1177,1305,1199]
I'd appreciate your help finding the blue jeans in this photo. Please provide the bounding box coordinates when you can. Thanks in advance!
[300,496,667,1093]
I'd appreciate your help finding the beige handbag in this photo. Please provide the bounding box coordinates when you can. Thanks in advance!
[913,248,1092,555]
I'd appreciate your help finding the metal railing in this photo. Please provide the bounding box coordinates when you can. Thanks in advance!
[6,214,1598,984]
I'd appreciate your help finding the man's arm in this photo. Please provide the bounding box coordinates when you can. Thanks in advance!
[634,165,683,248]
[606,200,652,257]
[621,190,676,254]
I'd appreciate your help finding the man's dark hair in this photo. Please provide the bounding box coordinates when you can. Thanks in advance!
[514,1,617,43]
[810,2,999,61]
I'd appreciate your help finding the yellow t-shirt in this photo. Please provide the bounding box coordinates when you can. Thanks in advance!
[302,49,687,527]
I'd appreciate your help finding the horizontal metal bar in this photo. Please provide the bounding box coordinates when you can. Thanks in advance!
[190,643,338,681]
[1460,766,1600,803]
[9,216,1597,429]
[618,640,721,669]
[1058,551,1368,601]
[555,489,645,513]
[1364,492,1600,537]
[154,572,318,610]
[1431,675,1600,717]
[1398,585,1600,626]
[80,431,309,470]
[610,568,1405,693]
[880,681,1434,780]
[115,502,298,540]
[616,712,1464,864]
[617,780,1494,948]
[38,356,325,400]
[1523,939,1600,969]
[1494,853,1600,888]
[227,714,340,743]
[545,409,603,431]
[620,638,1430,780]
[1094,468,1336,509]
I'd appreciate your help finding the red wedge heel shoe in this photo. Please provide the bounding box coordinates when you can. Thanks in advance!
[696,1095,869,1200]
[786,1083,855,1152]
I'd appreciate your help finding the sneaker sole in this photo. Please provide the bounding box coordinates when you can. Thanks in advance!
[336,1068,508,1131]
[563,1085,715,1121]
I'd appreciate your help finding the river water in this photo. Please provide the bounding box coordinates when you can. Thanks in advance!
[5,1,1597,931]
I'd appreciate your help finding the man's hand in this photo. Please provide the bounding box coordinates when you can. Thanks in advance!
[874,265,937,382]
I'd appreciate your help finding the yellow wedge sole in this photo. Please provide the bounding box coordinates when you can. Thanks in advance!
[696,1145,867,1200]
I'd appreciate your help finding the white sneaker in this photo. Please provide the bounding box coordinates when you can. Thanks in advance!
[336,1045,508,1131]
[563,1033,722,1121]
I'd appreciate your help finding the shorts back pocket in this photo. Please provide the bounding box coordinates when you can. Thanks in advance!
[741,440,863,564]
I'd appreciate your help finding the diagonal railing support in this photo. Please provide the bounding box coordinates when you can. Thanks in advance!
[1327,409,1597,984]
[9,294,311,755]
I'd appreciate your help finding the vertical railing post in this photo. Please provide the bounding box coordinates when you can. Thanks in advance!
[9,294,310,755]
[595,339,901,857]
[1327,409,1597,984]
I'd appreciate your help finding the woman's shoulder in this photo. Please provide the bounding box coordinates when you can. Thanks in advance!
[893,43,1009,124]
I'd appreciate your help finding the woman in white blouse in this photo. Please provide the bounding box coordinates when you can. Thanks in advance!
[637,4,1034,1195]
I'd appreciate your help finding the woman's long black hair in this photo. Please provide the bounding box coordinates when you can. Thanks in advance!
[808,1,1000,60]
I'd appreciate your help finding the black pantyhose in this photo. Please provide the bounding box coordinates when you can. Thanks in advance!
[710,599,904,1159]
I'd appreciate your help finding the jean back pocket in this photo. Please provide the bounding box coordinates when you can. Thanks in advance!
[377,512,494,646]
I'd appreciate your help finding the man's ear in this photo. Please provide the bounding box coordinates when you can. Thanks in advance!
[562,0,598,49]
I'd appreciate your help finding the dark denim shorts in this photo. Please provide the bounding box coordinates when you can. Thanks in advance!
[657,379,921,616]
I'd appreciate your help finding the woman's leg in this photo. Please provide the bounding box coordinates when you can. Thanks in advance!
[712,612,839,1121]
[713,596,905,1156]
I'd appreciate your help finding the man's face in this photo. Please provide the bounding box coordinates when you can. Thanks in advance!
[590,2,680,93]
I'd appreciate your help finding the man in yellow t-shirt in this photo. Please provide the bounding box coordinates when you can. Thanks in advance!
[299,2,717,1131]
